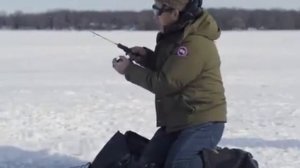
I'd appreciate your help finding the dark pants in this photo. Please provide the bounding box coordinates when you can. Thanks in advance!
[139,122,224,168]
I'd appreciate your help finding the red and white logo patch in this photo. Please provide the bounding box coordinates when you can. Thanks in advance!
[176,46,188,57]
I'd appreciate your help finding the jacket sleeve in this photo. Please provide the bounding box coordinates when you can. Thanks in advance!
[124,37,208,96]
[137,47,157,71]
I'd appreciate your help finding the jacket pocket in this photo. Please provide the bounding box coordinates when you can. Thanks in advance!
[180,95,196,114]
[160,95,193,127]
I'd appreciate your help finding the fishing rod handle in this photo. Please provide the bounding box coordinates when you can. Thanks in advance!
[117,43,142,62]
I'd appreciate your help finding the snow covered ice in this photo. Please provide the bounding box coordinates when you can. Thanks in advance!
[0,30,299,168]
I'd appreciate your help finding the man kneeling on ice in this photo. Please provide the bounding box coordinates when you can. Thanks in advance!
[73,0,258,168]
[112,0,226,167]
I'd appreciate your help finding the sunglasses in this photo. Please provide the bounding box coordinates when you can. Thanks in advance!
[152,4,174,16]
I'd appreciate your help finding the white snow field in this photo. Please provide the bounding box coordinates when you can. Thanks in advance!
[0,30,299,168]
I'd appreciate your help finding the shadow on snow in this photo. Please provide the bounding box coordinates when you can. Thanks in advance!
[0,146,87,168]
[221,138,300,149]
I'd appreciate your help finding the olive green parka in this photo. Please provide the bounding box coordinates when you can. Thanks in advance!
[125,10,227,132]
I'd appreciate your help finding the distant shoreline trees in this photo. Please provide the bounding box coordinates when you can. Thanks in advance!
[0,9,299,30]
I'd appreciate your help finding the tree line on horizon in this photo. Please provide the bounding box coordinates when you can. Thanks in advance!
[0,8,299,30]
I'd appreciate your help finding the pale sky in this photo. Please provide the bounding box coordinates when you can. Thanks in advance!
[0,0,300,13]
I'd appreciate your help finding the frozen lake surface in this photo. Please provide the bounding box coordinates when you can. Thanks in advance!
[0,30,299,167]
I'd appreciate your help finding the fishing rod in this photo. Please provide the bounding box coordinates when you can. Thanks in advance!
[90,31,140,61]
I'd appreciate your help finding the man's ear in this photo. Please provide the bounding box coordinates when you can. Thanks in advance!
[171,9,180,20]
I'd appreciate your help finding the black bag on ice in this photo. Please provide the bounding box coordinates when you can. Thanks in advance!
[201,147,259,168]
[90,131,149,168]
[88,131,259,168]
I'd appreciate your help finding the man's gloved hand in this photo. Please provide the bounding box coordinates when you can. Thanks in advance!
[112,56,131,75]
[129,46,147,64]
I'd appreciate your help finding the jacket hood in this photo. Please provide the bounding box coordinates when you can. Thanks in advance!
[183,10,221,41]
